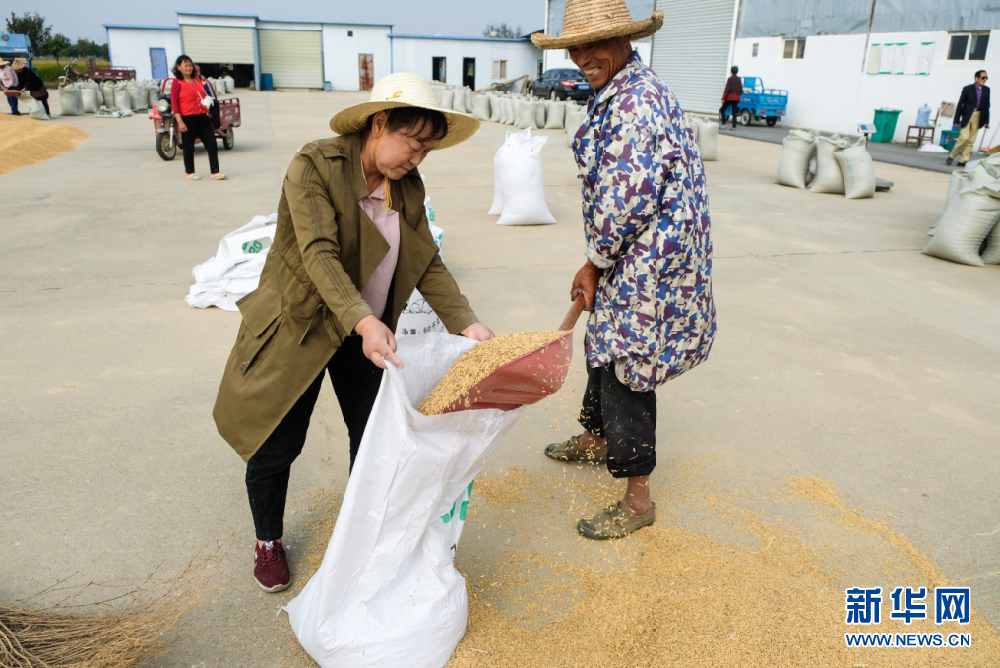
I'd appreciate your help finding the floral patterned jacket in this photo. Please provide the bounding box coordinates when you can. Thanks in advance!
[573,51,716,392]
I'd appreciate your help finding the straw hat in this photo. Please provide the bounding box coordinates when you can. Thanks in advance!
[11,58,26,69]
[0,59,9,66]
[531,0,663,50]
[329,72,480,151]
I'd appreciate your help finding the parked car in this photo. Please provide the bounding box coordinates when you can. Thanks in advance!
[530,68,593,101]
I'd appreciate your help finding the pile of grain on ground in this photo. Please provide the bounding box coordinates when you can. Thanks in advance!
[0,115,89,175]
[419,331,568,415]
[447,473,1000,667]
[474,467,532,507]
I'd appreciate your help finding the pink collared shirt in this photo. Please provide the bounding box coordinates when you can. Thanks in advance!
[358,177,399,320]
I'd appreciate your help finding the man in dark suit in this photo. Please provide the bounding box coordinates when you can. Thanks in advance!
[947,70,990,167]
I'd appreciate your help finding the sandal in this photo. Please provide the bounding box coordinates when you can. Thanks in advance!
[577,503,656,540]
[544,435,607,464]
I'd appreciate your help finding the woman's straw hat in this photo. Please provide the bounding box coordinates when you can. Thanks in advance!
[329,72,480,150]
[531,0,663,50]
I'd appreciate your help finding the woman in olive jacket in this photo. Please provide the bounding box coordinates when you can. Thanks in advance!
[213,73,492,592]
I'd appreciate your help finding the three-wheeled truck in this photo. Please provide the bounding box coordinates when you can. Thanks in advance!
[725,76,789,127]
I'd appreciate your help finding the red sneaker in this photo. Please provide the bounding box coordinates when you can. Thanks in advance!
[254,540,291,592]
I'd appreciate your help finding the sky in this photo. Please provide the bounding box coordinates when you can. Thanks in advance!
[18,1,548,44]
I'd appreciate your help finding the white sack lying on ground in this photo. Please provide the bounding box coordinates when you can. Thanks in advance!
[496,130,557,225]
[286,334,524,668]
[834,144,876,199]
[185,214,277,310]
[922,184,1000,266]
[775,129,816,189]
[698,120,719,161]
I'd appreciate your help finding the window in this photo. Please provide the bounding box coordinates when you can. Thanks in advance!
[783,37,805,59]
[752,42,759,57]
[347,30,353,37]
[948,32,989,61]
[869,43,908,74]
[492,59,507,79]
[867,44,882,74]
[917,42,934,75]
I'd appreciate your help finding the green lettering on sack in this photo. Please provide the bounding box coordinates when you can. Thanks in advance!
[441,481,476,524]
[242,239,263,253]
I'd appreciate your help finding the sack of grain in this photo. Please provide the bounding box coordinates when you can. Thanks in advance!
[775,130,816,189]
[488,94,502,123]
[690,117,702,144]
[543,100,565,129]
[922,182,1000,266]
[834,144,876,199]
[533,100,546,129]
[113,84,131,112]
[698,120,719,161]
[81,86,98,113]
[100,81,117,110]
[472,93,490,121]
[452,88,468,113]
[224,75,235,93]
[488,128,528,216]
[286,333,524,668]
[496,131,557,225]
[58,83,84,116]
[439,89,454,110]
[516,100,537,129]
[127,82,145,111]
[809,136,850,194]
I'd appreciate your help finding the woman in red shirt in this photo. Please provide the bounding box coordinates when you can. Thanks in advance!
[171,55,225,180]
[720,65,742,130]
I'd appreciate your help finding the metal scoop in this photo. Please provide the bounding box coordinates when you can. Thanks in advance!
[442,295,587,414]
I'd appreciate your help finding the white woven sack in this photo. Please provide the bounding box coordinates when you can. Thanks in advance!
[439,89,454,110]
[690,117,702,144]
[698,121,719,161]
[127,84,145,110]
[533,100,546,129]
[496,131,557,226]
[452,89,468,113]
[922,185,1000,266]
[101,82,117,109]
[58,84,84,116]
[114,86,131,111]
[147,87,158,108]
[286,334,523,668]
[472,94,490,121]
[224,75,235,93]
[502,98,515,125]
[543,100,565,129]
[488,128,529,215]
[20,93,48,120]
[517,100,537,129]
[81,87,98,113]
[488,94,502,123]
[775,130,816,189]
[834,145,876,199]
[982,221,1000,264]
[809,136,848,194]
[497,97,508,124]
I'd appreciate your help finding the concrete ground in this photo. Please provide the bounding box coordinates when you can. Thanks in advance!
[4,91,1000,665]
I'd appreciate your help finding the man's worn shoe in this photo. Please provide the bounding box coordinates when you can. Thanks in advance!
[577,503,656,540]
[544,435,608,464]
[254,540,290,592]
[946,156,954,165]
[957,161,967,167]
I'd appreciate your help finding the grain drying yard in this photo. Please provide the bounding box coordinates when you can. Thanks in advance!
[3,89,1000,666]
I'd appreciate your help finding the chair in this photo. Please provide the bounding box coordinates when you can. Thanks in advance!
[905,102,951,149]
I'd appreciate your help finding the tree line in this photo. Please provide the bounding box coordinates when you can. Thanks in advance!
[6,12,109,64]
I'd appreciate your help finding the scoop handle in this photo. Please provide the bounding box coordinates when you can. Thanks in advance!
[560,293,587,331]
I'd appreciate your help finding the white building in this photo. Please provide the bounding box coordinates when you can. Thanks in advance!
[105,12,541,92]
[649,1,1000,144]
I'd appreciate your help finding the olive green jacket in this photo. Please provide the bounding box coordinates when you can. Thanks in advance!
[214,132,478,461]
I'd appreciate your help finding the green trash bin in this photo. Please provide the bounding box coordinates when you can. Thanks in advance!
[872,108,902,143]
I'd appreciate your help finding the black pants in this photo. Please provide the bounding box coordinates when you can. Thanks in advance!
[180,113,220,175]
[245,336,384,541]
[719,100,739,128]
[578,364,657,479]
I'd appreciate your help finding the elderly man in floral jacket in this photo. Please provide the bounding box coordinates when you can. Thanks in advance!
[533,0,716,539]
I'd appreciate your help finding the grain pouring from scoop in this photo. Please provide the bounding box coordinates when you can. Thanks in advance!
[419,331,569,415]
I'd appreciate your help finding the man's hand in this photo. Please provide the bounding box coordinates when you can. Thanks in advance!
[355,315,403,369]
[571,261,601,311]
[461,322,494,342]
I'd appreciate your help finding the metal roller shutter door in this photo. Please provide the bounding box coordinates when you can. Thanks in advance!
[259,30,323,89]
[180,25,255,64]
[651,0,736,113]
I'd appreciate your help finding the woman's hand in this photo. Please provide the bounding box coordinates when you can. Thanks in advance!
[461,322,494,342]
[571,261,601,311]
[177,120,187,133]
[355,315,404,369]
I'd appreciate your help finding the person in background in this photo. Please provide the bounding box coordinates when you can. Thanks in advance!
[11,58,48,117]
[532,0,716,540]
[170,54,225,180]
[947,70,990,167]
[720,65,741,130]
[0,59,19,115]
[213,72,493,593]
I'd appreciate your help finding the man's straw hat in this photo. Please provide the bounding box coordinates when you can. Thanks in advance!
[329,72,480,150]
[531,0,663,50]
